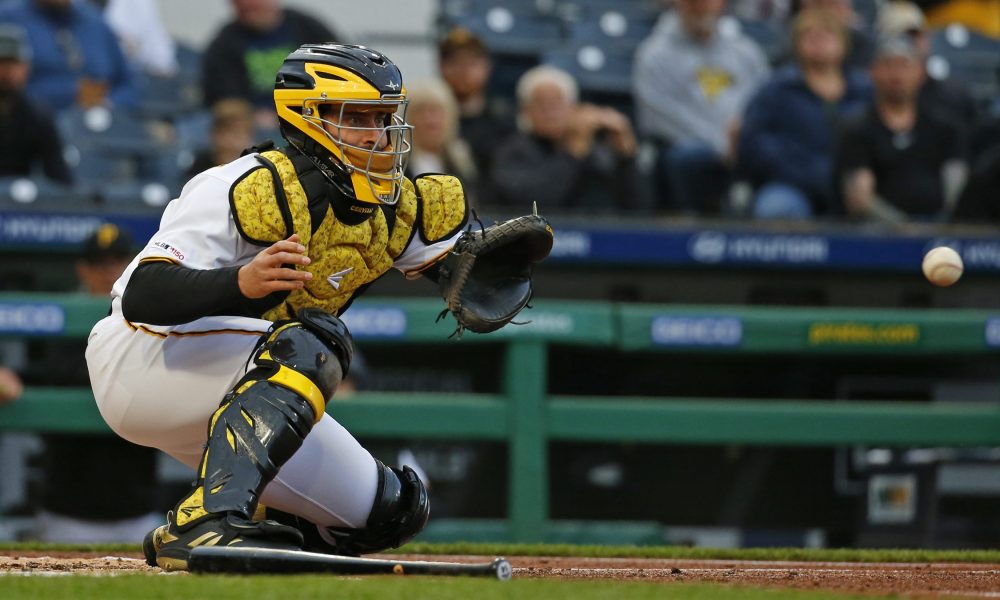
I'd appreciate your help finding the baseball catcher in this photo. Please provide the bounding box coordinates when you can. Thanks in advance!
[84,44,551,571]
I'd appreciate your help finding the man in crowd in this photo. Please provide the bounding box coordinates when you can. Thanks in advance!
[0,24,72,184]
[876,1,980,130]
[738,8,871,218]
[0,0,137,111]
[201,0,338,131]
[836,37,967,222]
[437,28,515,181]
[633,0,770,214]
[489,65,642,213]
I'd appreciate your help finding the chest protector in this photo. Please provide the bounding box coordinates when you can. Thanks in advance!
[229,150,467,321]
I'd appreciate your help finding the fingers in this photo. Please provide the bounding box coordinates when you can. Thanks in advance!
[265,251,311,267]
[266,267,312,282]
[265,239,307,256]
[260,279,310,292]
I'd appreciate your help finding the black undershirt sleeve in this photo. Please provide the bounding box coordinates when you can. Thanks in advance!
[121,261,285,326]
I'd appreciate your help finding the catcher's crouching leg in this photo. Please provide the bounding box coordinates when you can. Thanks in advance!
[267,459,430,556]
[148,308,353,571]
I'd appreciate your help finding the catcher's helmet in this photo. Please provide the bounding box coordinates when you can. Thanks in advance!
[274,44,412,206]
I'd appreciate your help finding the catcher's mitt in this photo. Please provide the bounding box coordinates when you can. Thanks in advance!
[437,210,554,335]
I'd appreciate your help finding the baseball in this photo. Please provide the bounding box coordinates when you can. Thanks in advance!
[922,246,963,287]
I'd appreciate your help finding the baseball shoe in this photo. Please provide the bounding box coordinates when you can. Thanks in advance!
[143,510,304,571]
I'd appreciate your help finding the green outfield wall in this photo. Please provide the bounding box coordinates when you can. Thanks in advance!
[2,293,1000,543]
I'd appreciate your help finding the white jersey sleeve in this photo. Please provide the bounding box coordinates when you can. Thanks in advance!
[111,155,264,300]
[392,228,463,278]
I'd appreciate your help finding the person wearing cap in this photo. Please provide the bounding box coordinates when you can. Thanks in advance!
[876,1,979,131]
[0,24,72,185]
[0,0,137,112]
[18,223,162,542]
[835,36,967,222]
[437,27,516,184]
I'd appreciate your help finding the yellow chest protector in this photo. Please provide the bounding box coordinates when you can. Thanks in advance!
[229,150,467,321]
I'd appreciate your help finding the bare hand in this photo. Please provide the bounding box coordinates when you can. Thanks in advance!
[563,104,604,159]
[597,108,637,157]
[0,367,23,404]
[238,234,312,299]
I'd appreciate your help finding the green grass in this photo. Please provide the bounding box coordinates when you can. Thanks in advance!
[2,541,999,564]
[398,543,1000,564]
[0,574,875,600]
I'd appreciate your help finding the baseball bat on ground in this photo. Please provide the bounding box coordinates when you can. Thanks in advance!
[187,546,513,580]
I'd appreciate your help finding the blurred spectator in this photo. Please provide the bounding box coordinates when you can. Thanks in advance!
[22,224,161,542]
[437,28,516,178]
[0,366,23,404]
[776,0,875,68]
[488,66,642,213]
[877,1,980,130]
[729,0,794,23]
[0,24,72,184]
[0,0,137,111]
[634,0,770,214]
[915,0,1000,38]
[835,37,966,222]
[202,0,338,131]
[185,98,255,180]
[100,0,178,77]
[954,112,1000,221]
[404,79,478,204]
[739,9,872,219]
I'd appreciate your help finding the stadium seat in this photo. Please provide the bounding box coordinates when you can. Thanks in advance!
[927,24,1000,107]
[566,11,656,47]
[850,0,881,33]
[727,17,786,64]
[440,0,557,19]
[542,42,636,116]
[556,0,659,22]
[543,43,635,96]
[58,107,184,192]
[97,180,173,208]
[0,176,86,209]
[442,9,565,56]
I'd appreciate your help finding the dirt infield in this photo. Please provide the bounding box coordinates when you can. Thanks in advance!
[2,551,999,597]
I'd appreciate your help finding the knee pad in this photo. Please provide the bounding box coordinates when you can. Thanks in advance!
[332,461,430,556]
[253,309,353,417]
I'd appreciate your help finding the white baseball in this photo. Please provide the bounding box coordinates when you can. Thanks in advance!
[922,246,963,287]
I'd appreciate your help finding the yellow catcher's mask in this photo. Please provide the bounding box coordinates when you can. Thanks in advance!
[274,44,413,206]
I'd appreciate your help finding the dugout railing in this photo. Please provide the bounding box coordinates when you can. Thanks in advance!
[2,293,1000,543]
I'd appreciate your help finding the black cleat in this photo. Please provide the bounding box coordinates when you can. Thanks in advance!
[145,511,304,571]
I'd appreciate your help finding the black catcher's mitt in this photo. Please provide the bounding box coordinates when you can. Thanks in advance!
[437,210,554,335]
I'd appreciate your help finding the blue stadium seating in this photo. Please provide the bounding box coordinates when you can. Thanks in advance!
[136,44,203,121]
[543,43,635,96]
[928,24,1000,107]
[730,17,786,64]
[555,0,659,21]
[98,180,173,208]
[444,10,565,56]
[57,107,182,195]
[0,176,85,208]
[542,42,637,117]
[440,0,556,19]
[566,12,656,48]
